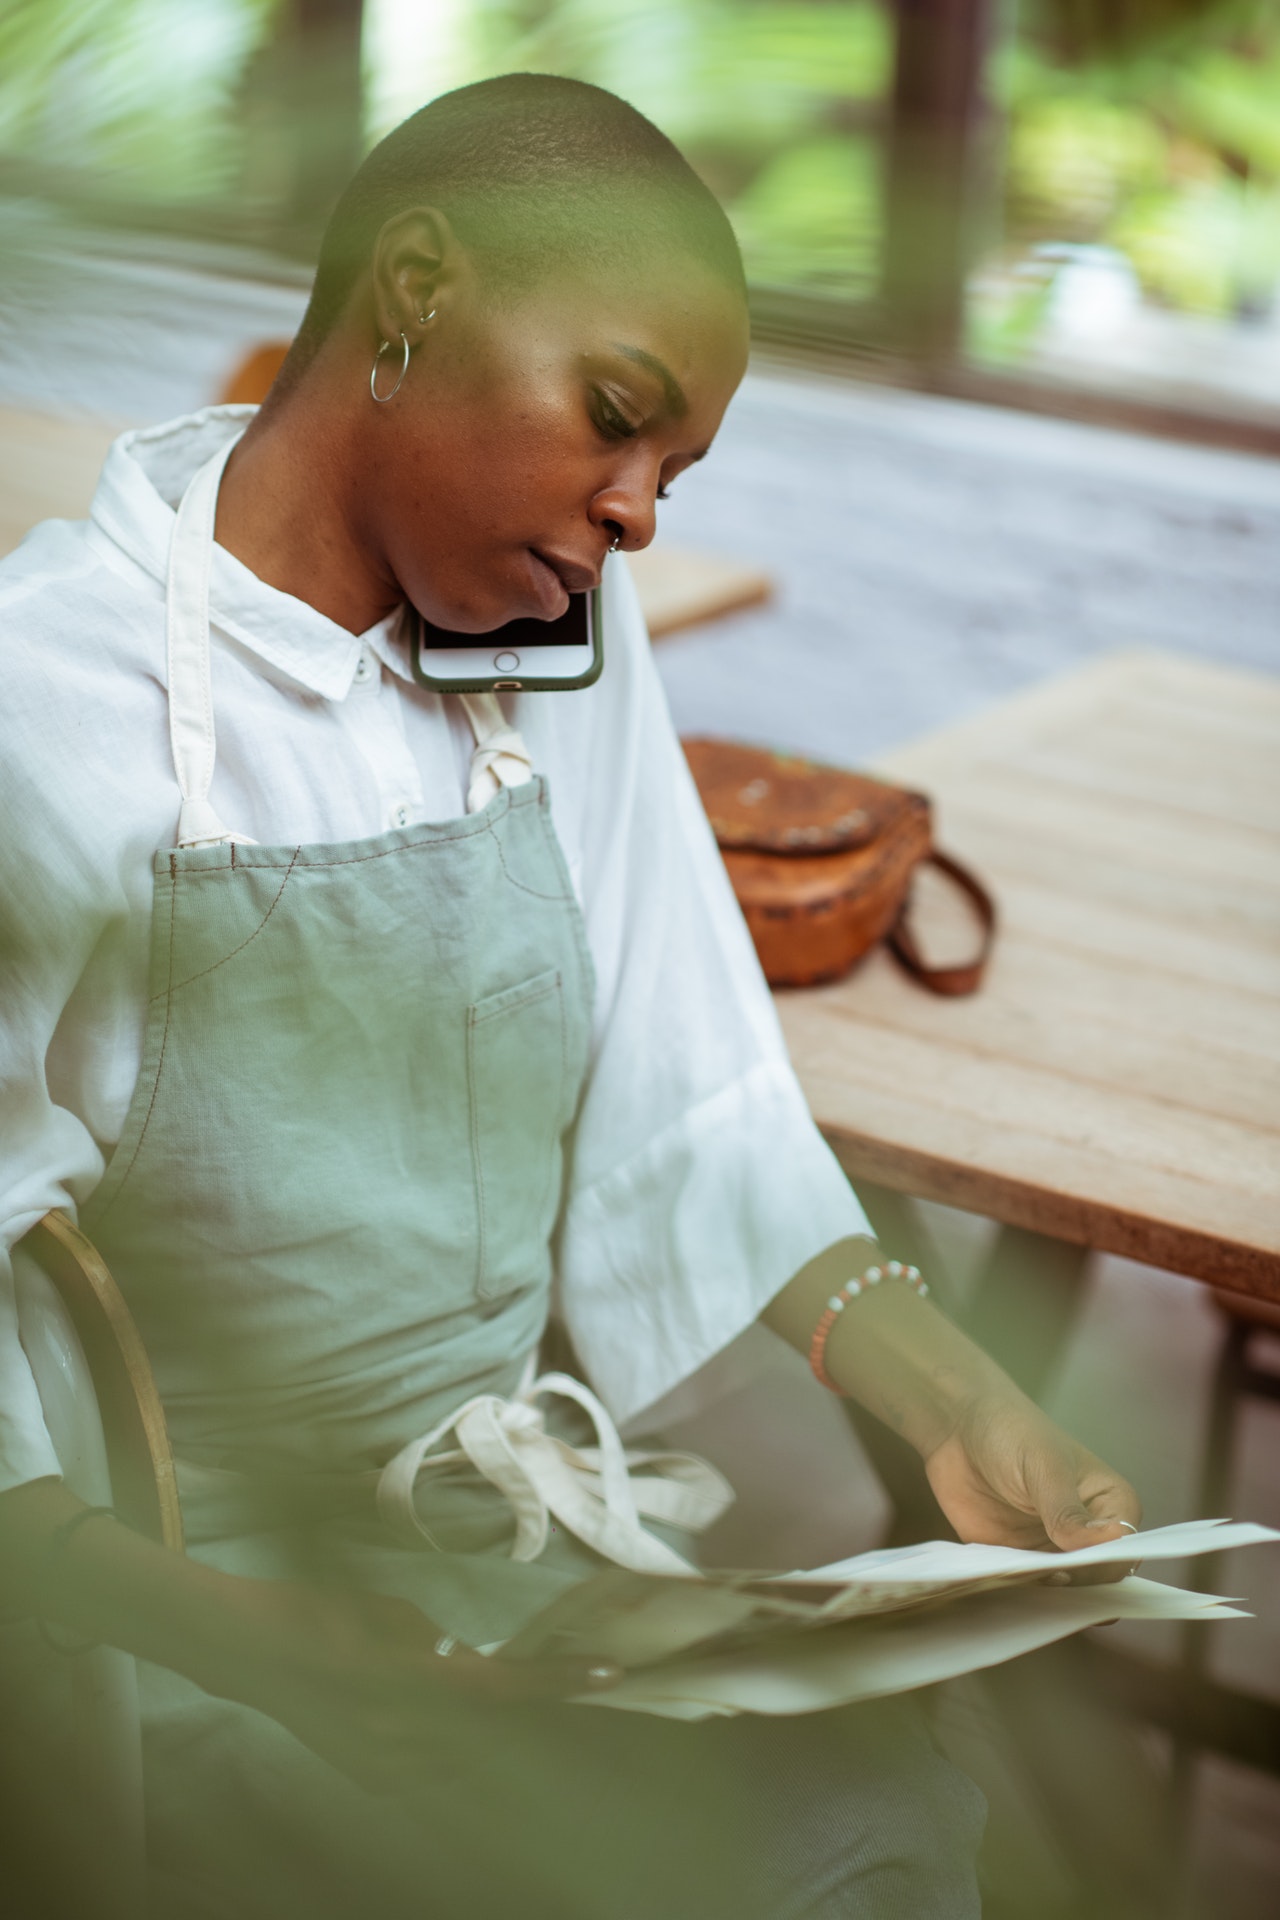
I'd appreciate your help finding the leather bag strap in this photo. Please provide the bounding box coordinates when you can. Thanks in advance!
[887,850,996,997]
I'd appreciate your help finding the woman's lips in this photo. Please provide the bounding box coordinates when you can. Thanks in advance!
[525,548,571,619]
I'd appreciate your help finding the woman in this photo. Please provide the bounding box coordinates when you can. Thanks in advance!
[0,74,1139,1919]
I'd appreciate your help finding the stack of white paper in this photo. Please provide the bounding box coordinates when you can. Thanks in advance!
[492,1519,1277,1720]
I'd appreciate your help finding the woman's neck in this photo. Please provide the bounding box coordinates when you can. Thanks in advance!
[214,381,401,637]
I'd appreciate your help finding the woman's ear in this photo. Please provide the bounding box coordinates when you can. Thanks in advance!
[369,206,461,348]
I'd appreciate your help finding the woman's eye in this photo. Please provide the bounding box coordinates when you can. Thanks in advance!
[591,389,640,439]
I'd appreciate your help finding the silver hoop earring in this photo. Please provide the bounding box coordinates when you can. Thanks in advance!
[370,331,410,404]
[417,307,437,327]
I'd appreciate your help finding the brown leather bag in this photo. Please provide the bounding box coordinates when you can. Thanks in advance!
[682,738,995,994]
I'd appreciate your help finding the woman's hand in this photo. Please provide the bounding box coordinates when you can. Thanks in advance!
[923,1386,1141,1576]
[206,1579,620,1795]
[764,1241,1141,1580]
[0,1478,617,1800]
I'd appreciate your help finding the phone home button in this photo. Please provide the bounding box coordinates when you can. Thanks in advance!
[493,651,520,673]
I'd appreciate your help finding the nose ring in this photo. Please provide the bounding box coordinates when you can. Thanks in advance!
[608,535,621,553]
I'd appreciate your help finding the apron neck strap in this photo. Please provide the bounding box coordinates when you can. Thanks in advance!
[166,436,247,849]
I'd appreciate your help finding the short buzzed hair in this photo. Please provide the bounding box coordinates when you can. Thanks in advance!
[290,73,744,369]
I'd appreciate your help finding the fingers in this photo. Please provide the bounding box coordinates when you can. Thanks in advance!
[441,1648,623,1703]
[1037,1456,1138,1545]
[568,1659,625,1695]
[492,1655,624,1701]
[332,1655,626,1791]
[1043,1498,1139,1553]
[1034,1454,1142,1582]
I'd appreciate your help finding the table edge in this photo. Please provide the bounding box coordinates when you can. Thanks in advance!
[822,1126,1280,1303]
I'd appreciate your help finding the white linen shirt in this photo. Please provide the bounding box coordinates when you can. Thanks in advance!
[0,406,870,1491]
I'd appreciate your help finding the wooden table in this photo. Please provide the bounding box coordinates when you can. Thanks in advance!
[778,648,1280,1805]
[776,649,1280,1309]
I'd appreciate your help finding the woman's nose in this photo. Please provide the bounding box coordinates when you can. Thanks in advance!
[590,477,658,555]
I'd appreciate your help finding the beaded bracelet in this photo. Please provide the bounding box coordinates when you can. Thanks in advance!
[808,1259,929,1393]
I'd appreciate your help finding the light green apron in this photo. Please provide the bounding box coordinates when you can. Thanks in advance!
[63,442,750,1919]
[81,439,723,1655]
[52,443,972,1920]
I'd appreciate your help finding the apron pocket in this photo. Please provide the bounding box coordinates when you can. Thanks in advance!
[467,968,568,1301]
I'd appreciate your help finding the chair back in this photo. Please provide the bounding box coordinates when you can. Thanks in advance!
[12,1210,182,1919]
[17,1210,182,1550]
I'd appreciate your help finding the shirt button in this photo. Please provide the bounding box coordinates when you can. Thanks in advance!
[390,803,411,828]
[353,650,376,685]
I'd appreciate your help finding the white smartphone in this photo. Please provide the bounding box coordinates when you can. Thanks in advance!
[409,587,603,693]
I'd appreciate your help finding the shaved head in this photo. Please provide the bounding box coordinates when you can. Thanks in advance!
[289,73,745,377]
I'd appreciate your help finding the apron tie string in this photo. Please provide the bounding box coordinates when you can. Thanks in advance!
[459,692,534,813]
[375,1367,734,1577]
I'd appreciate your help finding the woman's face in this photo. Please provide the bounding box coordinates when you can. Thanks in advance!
[359,243,750,633]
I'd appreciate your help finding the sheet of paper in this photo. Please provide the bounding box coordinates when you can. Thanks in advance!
[496,1566,823,1666]
[497,1519,1277,1671]
[777,1519,1278,1589]
[766,1520,1280,1626]
[580,1578,1249,1721]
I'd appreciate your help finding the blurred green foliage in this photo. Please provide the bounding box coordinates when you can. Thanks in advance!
[0,0,280,202]
[0,0,893,295]
[0,0,1276,329]
[999,0,1280,317]
[457,0,892,294]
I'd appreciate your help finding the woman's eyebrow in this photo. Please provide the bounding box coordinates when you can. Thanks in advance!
[612,345,688,417]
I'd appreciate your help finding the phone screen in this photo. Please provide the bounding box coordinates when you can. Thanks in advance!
[410,585,601,692]
[417,595,590,650]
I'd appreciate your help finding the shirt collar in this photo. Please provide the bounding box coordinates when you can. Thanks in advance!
[90,406,396,701]
[364,607,420,685]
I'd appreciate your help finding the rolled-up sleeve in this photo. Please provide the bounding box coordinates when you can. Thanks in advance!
[0,1017,101,1489]
[0,595,124,1491]
[554,560,870,1427]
